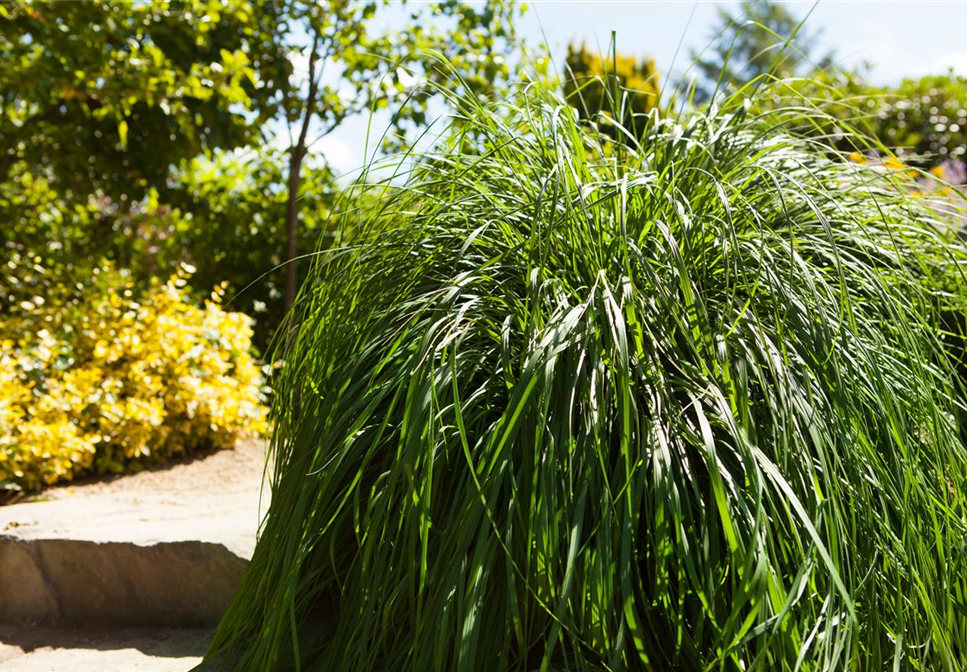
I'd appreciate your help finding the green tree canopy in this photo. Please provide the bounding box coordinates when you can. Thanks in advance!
[691,0,833,100]
[0,0,541,349]
[0,0,285,204]
[247,0,535,310]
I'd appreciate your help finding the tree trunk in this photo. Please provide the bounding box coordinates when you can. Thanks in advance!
[282,26,322,315]
[284,145,305,313]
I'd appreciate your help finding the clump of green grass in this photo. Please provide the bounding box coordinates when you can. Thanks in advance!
[204,78,967,670]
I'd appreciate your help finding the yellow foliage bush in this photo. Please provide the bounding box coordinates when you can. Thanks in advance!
[0,264,267,491]
[563,43,662,140]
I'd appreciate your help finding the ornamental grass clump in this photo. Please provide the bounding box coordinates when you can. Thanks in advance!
[206,80,967,670]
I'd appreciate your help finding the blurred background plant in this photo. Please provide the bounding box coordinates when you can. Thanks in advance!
[756,68,967,168]
[563,42,663,141]
[689,0,834,100]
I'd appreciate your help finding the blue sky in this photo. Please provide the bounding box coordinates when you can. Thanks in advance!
[517,1,967,84]
[316,1,967,175]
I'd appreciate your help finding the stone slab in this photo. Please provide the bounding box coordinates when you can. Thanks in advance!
[0,441,269,627]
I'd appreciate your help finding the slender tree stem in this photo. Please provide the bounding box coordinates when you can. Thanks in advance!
[284,26,322,314]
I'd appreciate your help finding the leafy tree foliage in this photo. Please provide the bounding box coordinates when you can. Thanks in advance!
[1,0,536,350]
[0,149,338,348]
[0,0,282,203]
[250,0,533,310]
[691,0,833,100]
[167,150,338,346]
[0,0,295,344]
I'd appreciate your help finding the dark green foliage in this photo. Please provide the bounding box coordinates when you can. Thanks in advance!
[166,151,339,348]
[204,76,967,670]
[0,0,279,203]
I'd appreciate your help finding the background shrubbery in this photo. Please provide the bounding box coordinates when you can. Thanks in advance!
[563,42,662,139]
[0,260,266,492]
[758,70,967,170]
[0,0,539,490]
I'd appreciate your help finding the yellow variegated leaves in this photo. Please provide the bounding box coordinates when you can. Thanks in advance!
[0,271,266,491]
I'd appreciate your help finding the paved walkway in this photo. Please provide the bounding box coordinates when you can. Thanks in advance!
[0,626,208,671]
[1,438,270,559]
[0,440,270,671]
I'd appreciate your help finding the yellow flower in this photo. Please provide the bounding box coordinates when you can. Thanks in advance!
[884,156,907,171]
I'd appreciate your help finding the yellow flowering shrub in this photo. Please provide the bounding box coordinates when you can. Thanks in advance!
[563,43,662,141]
[0,265,267,491]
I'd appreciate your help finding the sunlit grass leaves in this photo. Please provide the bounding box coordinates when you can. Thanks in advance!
[206,80,967,671]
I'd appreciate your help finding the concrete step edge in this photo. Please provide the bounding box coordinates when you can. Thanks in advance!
[0,537,247,627]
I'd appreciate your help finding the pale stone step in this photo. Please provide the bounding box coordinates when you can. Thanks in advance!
[0,440,268,627]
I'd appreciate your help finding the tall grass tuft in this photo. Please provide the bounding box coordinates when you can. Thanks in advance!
[204,77,967,670]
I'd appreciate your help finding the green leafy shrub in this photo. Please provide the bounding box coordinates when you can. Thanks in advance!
[164,150,339,348]
[205,81,967,670]
[760,70,967,173]
[876,73,967,165]
[0,260,266,491]
[0,149,339,353]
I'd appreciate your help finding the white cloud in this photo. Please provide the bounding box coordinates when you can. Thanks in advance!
[314,135,358,175]
[920,51,967,77]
